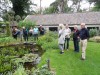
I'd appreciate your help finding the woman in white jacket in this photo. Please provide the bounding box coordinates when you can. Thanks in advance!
[58,24,65,54]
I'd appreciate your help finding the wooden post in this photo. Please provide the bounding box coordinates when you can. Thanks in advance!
[47,59,50,71]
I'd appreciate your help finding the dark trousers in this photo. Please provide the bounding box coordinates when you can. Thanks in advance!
[73,39,79,52]
[23,35,28,41]
[13,35,17,40]
[34,34,38,41]
[64,38,70,50]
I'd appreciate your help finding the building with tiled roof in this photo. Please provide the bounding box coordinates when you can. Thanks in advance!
[25,12,100,31]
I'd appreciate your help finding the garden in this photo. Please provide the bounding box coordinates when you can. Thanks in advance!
[0,25,100,75]
[1,0,100,75]
[0,20,55,75]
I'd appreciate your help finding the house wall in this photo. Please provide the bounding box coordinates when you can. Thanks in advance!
[37,24,100,31]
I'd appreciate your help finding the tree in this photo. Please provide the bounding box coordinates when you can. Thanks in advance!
[0,0,11,17]
[92,1,100,11]
[50,0,59,13]
[87,0,100,11]
[70,0,83,12]
[50,0,71,13]
[43,6,58,14]
[10,0,36,17]
[2,10,15,21]
[18,21,36,28]
[2,10,15,36]
[6,22,11,36]
[15,15,21,22]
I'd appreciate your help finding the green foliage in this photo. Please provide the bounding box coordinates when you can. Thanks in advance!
[43,6,58,14]
[37,31,58,50]
[39,41,100,75]
[0,21,10,26]
[22,16,26,20]
[13,65,27,75]
[11,53,38,65]
[0,22,5,25]
[37,35,53,46]
[0,22,10,36]
[2,13,10,21]
[0,47,29,73]
[8,10,15,16]
[91,1,100,11]
[89,28,99,37]
[2,10,15,21]
[49,0,73,13]
[10,0,36,16]
[45,31,58,39]
[6,23,11,36]
[18,21,36,28]
[0,54,15,73]
[33,64,55,75]
[15,15,21,22]
[6,64,55,75]
[0,37,15,45]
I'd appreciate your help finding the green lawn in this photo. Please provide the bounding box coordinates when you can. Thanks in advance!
[39,41,100,75]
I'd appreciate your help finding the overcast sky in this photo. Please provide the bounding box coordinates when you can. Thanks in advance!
[33,0,93,10]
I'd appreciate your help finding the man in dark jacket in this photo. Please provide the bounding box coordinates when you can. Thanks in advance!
[23,27,28,41]
[79,23,89,60]
[38,25,44,35]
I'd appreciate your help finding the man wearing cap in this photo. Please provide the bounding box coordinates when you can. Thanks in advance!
[79,23,89,60]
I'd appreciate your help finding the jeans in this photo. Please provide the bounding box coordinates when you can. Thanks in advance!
[64,38,70,50]
[73,39,79,52]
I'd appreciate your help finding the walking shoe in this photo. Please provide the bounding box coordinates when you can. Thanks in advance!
[74,50,79,52]
[81,58,85,60]
[60,51,64,54]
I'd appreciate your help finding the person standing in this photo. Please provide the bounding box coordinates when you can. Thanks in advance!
[29,27,33,37]
[38,25,45,35]
[64,24,71,50]
[79,23,89,60]
[58,24,65,54]
[73,25,80,52]
[12,27,18,40]
[20,28,23,41]
[23,27,28,42]
[33,26,38,41]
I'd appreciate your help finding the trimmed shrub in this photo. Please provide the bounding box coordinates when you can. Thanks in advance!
[45,31,58,39]
[89,28,99,37]
[37,31,58,50]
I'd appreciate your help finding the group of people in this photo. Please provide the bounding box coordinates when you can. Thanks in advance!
[12,23,89,60]
[12,25,45,41]
[58,23,89,60]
